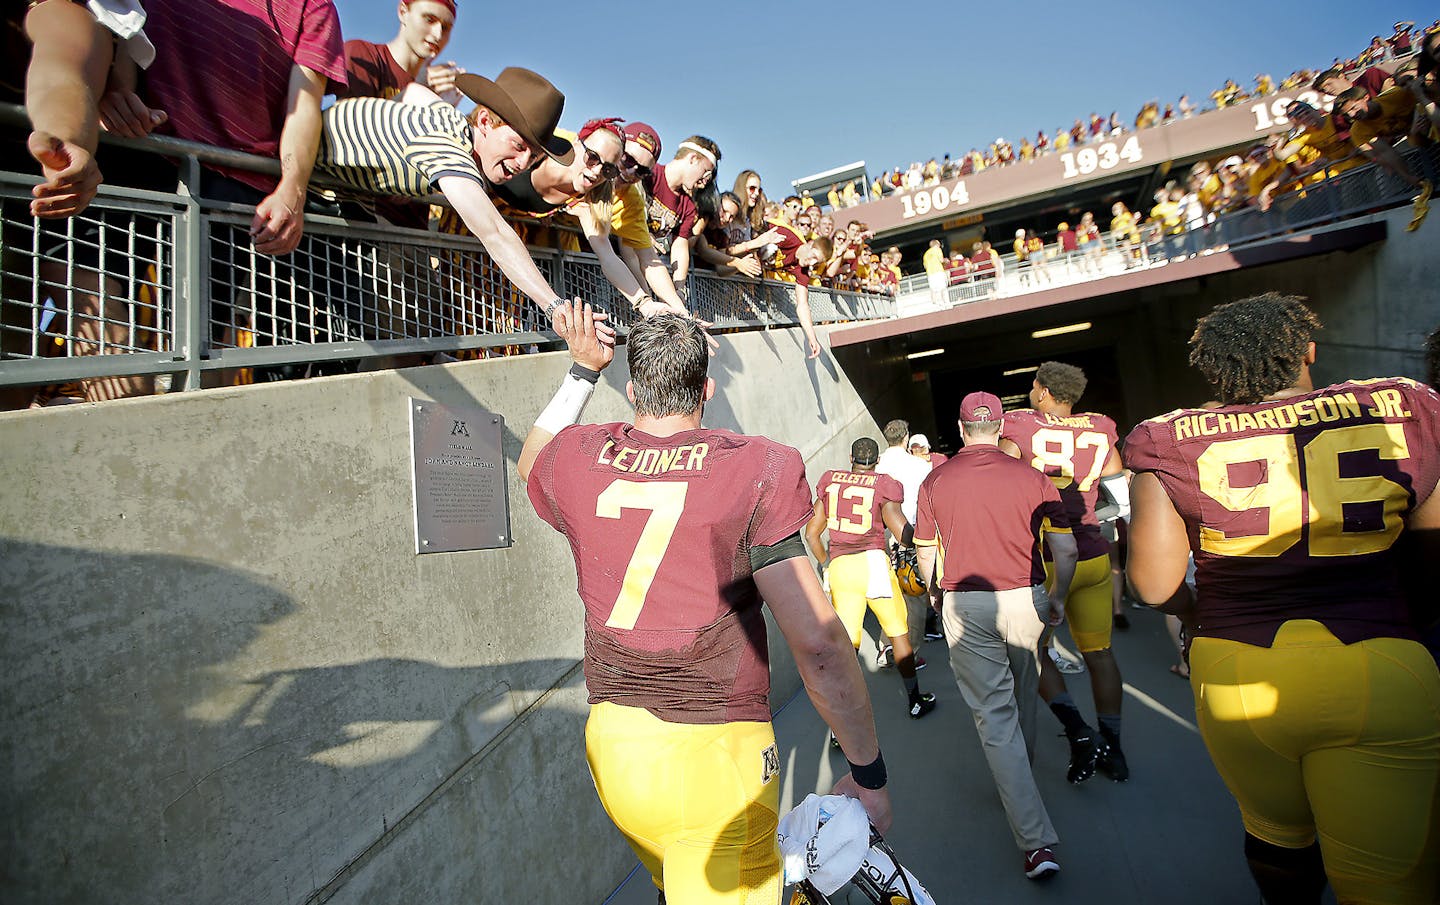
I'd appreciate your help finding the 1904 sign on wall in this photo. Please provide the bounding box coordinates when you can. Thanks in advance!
[409,398,511,554]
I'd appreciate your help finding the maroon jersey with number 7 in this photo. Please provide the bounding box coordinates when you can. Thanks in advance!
[1123,378,1440,647]
[528,422,814,724]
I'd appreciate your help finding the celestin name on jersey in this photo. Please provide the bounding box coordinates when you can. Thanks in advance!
[1170,387,1412,441]
[595,439,711,476]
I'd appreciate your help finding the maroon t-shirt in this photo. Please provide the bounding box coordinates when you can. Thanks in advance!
[1058,229,1078,252]
[1003,409,1119,561]
[528,423,814,724]
[1124,378,1440,647]
[769,220,813,287]
[817,469,904,558]
[642,164,699,255]
[915,445,1071,592]
[1354,67,1391,97]
[143,0,347,194]
[332,39,412,100]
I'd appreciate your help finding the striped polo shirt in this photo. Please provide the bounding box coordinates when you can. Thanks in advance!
[316,97,483,196]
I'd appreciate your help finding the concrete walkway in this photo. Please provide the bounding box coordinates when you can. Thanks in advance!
[601,605,1304,904]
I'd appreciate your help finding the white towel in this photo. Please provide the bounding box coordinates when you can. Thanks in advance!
[865,548,892,599]
[87,0,156,69]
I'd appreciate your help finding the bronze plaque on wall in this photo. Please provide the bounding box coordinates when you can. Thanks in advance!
[409,398,511,554]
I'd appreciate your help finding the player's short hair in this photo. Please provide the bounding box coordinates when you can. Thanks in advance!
[1189,293,1322,404]
[882,419,909,446]
[850,437,880,465]
[1035,361,1087,405]
[627,314,708,417]
[1425,324,1440,389]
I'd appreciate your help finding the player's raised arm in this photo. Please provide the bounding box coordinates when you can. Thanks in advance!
[754,554,892,833]
[517,300,615,483]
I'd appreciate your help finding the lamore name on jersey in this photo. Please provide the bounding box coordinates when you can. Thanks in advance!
[1169,388,1413,442]
[1041,413,1101,429]
[595,439,711,476]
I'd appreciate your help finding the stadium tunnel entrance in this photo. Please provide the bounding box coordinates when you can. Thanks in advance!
[827,213,1433,451]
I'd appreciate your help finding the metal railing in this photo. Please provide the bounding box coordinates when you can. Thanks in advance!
[0,107,892,399]
[893,142,1440,316]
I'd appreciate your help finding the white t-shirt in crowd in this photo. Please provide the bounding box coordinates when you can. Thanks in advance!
[876,445,931,525]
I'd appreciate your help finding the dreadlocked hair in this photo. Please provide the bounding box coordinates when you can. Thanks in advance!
[1188,293,1322,404]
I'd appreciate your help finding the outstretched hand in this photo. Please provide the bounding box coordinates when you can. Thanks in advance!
[554,298,615,372]
[28,132,101,218]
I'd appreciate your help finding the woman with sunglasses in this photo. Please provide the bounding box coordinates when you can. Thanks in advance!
[493,117,690,318]
[732,169,768,238]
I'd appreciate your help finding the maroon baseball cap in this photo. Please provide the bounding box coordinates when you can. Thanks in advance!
[959,391,1004,422]
[623,122,661,158]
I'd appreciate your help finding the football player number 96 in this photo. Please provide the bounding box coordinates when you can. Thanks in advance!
[1194,423,1410,558]
[596,479,688,630]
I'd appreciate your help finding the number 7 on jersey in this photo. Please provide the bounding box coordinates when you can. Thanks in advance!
[595,480,688,630]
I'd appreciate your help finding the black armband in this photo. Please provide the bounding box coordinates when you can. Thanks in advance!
[848,751,888,790]
[748,531,808,572]
[568,362,601,384]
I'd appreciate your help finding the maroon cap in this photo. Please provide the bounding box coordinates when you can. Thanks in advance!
[623,121,661,158]
[403,0,456,13]
[959,391,1004,422]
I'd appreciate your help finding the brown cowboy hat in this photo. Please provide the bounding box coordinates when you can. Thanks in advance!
[455,67,574,165]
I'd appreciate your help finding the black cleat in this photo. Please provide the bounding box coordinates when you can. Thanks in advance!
[908,693,937,719]
[1066,732,1100,783]
[1097,737,1129,782]
[1113,613,1130,630]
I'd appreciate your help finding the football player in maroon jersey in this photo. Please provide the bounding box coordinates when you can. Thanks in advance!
[1126,293,1440,904]
[518,303,892,904]
[1000,362,1131,783]
[805,437,936,719]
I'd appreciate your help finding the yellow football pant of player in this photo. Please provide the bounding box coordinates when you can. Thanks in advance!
[1191,619,1440,904]
[586,701,782,905]
[827,552,910,646]
[1043,553,1114,652]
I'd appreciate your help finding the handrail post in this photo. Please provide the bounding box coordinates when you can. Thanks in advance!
[173,155,206,392]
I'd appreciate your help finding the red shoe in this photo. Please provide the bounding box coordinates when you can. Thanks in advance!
[1024,847,1060,879]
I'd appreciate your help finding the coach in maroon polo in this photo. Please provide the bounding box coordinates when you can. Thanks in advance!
[914,391,1079,881]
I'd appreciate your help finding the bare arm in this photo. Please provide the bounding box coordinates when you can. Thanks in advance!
[515,300,615,484]
[998,437,1022,459]
[618,242,648,288]
[23,0,112,217]
[795,282,820,359]
[577,205,651,309]
[670,235,692,283]
[1355,135,1426,189]
[880,500,913,547]
[250,65,327,256]
[916,544,940,612]
[1125,471,1192,607]
[755,557,892,832]
[1045,530,1078,625]
[803,499,829,567]
[438,175,573,321]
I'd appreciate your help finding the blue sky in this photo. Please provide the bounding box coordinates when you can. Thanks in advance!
[335,1,1429,193]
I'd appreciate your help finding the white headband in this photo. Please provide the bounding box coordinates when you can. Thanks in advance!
[678,141,717,165]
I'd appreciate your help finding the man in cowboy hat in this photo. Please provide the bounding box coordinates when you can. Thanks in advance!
[315,67,604,329]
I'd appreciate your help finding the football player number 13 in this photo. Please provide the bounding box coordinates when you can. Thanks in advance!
[596,479,688,630]
[1195,423,1410,557]
[824,483,875,535]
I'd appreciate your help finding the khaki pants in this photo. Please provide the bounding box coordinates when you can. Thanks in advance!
[943,584,1057,852]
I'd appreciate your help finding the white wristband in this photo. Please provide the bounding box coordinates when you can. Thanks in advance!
[534,373,596,435]
[1099,472,1131,522]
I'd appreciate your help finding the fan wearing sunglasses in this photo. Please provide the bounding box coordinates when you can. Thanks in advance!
[606,122,693,318]
[492,117,692,318]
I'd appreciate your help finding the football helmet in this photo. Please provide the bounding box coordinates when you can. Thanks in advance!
[787,828,934,905]
[892,544,926,597]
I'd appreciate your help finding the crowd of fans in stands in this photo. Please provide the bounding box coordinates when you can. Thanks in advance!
[857,19,1440,203]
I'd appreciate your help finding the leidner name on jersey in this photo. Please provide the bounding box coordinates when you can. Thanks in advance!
[596,439,711,475]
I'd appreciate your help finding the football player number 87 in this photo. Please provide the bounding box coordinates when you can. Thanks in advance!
[1195,423,1410,557]
[596,479,688,630]
[1030,428,1109,491]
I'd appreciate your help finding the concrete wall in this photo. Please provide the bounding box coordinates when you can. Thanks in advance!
[0,324,882,905]
[1124,207,1438,422]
